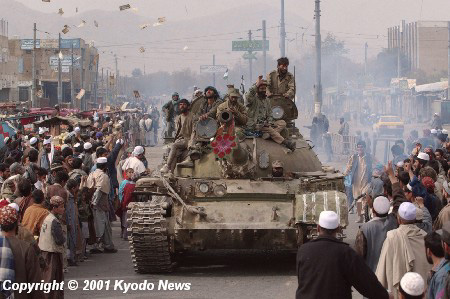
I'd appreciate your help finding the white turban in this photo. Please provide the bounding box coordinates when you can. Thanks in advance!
[43,137,52,145]
[133,146,144,156]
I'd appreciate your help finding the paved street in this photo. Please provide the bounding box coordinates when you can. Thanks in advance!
[64,140,365,299]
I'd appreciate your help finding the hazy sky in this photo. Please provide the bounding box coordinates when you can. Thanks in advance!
[9,0,450,74]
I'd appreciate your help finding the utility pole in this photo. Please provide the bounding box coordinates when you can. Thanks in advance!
[94,55,99,106]
[313,0,322,115]
[364,42,368,79]
[212,54,216,87]
[262,20,267,76]
[80,47,85,110]
[248,30,253,83]
[448,22,450,99]
[280,0,286,57]
[70,43,74,107]
[115,55,118,104]
[31,23,37,108]
[57,33,62,105]
[397,24,402,78]
[106,70,109,106]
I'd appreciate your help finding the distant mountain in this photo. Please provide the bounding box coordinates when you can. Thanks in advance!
[1,0,310,74]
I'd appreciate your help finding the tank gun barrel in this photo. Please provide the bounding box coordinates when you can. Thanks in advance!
[218,109,233,124]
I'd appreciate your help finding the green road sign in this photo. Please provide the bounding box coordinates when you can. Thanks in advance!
[232,40,269,51]
[242,52,257,60]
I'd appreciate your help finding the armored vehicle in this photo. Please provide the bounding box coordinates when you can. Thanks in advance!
[127,96,348,273]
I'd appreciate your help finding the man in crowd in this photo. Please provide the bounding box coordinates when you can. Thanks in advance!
[0,205,44,299]
[216,87,248,129]
[162,92,180,138]
[245,76,296,151]
[355,195,395,272]
[87,157,117,254]
[376,202,431,298]
[161,99,194,174]
[296,211,390,299]
[39,195,65,298]
[266,57,295,101]
[338,117,349,136]
[425,231,448,299]
[344,141,373,223]
[122,146,147,176]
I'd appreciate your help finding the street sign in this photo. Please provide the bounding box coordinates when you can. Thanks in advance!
[49,55,80,67]
[232,40,269,52]
[243,52,257,60]
[200,65,228,73]
[20,38,81,50]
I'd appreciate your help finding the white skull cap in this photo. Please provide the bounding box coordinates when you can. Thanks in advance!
[84,142,92,150]
[400,272,424,296]
[417,152,430,161]
[133,146,144,156]
[373,196,390,215]
[43,137,52,145]
[318,211,339,229]
[398,202,416,221]
[96,157,107,164]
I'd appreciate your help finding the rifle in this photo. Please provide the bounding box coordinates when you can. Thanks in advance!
[348,193,366,212]
[293,66,296,101]
[240,75,245,95]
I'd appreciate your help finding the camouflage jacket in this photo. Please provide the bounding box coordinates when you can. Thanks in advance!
[162,100,179,122]
[216,100,248,127]
[195,97,223,119]
[266,70,295,100]
[245,84,272,129]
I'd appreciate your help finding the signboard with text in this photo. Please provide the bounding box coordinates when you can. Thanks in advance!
[20,38,81,50]
[49,55,80,67]
[232,40,269,52]
[200,65,228,73]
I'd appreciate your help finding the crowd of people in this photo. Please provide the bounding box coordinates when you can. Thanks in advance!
[0,113,151,298]
[297,125,450,298]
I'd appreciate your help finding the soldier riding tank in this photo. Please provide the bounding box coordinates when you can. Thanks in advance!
[127,95,349,273]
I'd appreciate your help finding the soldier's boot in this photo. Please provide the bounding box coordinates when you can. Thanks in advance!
[281,139,296,151]
[177,157,194,168]
[160,164,170,173]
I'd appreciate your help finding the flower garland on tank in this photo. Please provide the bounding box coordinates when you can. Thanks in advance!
[211,121,237,159]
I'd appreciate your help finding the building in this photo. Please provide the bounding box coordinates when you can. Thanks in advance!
[8,37,99,109]
[388,21,448,76]
[0,20,20,102]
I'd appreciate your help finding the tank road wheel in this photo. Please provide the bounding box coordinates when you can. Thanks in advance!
[127,201,173,273]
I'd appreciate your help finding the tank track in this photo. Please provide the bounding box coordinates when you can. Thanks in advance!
[127,201,172,273]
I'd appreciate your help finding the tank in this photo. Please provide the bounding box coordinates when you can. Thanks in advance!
[127,96,349,273]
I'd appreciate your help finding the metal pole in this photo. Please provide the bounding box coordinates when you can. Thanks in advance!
[364,42,368,78]
[94,55,99,106]
[248,30,253,83]
[106,70,109,106]
[397,25,401,78]
[80,47,85,110]
[70,43,74,107]
[31,23,36,108]
[57,33,62,104]
[213,54,216,87]
[263,20,267,76]
[448,21,450,100]
[115,55,118,104]
[280,0,286,57]
[313,0,322,115]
